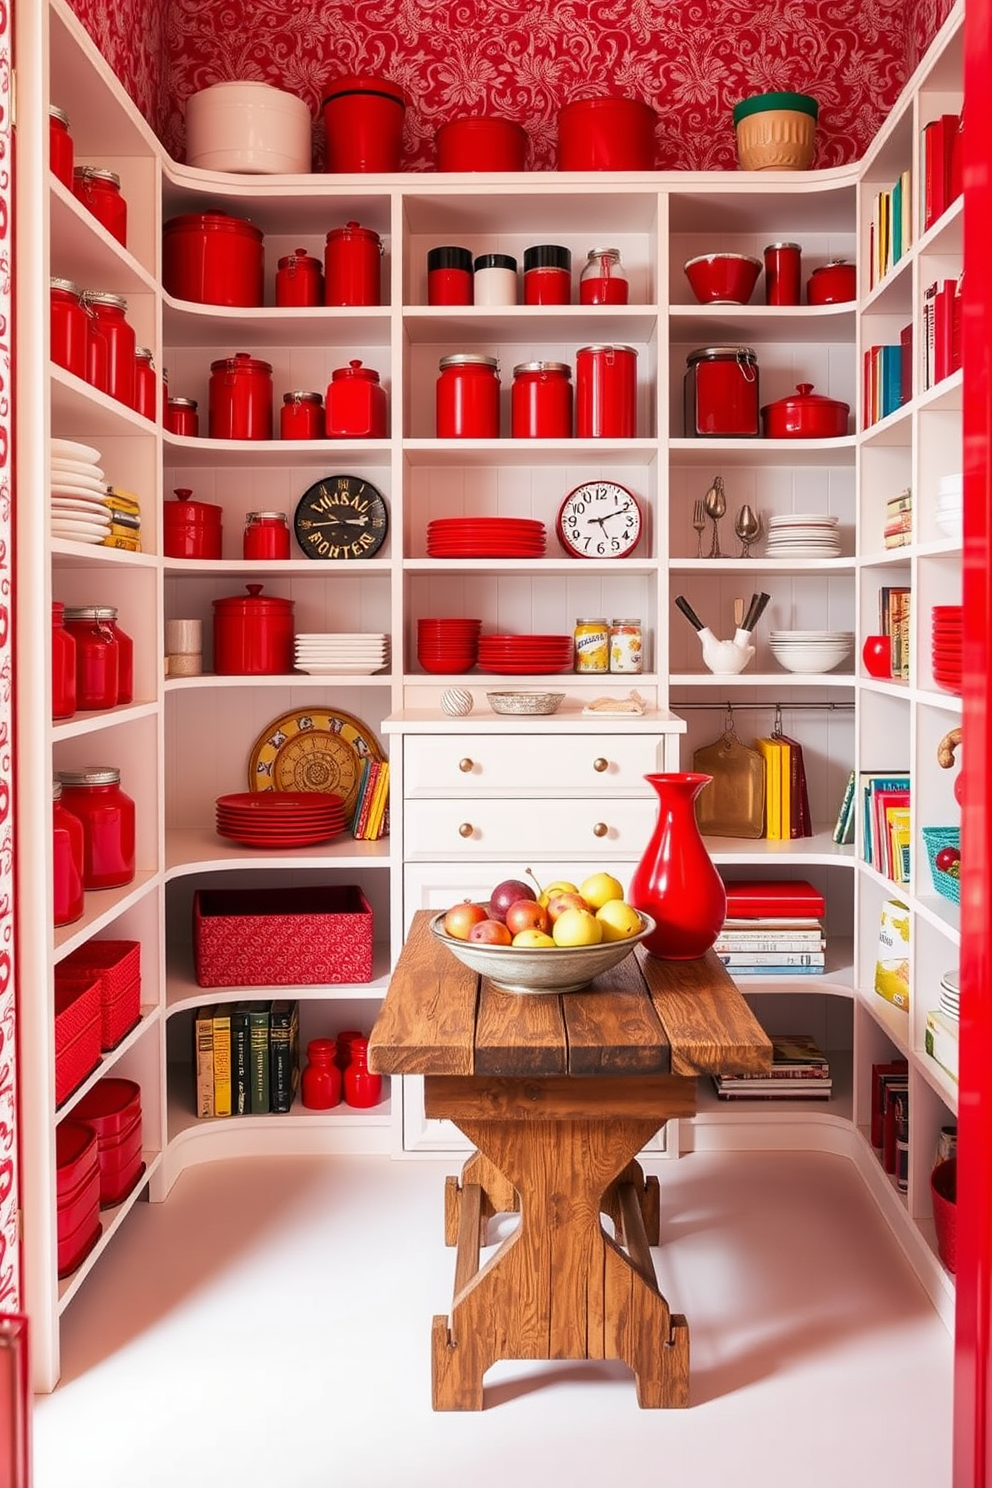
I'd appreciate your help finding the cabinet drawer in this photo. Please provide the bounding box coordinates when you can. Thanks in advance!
[404,798,653,855]
[404,734,665,793]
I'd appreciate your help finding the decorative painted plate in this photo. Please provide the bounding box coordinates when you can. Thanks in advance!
[247,707,385,817]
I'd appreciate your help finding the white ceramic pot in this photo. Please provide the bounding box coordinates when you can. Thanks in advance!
[186,81,312,175]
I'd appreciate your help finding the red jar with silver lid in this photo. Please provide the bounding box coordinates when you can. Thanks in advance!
[57,767,136,890]
[684,345,759,437]
[575,344,637,438]
[52,602,77,720]
[73,167,127,248]
[763,242,802,306]
[165,397,199,437]
[324,221,382,307]
[276,248,324,307]
[511,361,572,438]
[280,390,325,440]
[580,247,629,305]
[52,780,85,927]
[324,360,387,439]
[49,106,74,188]
[436,353,500,438]
[133,347,157,421]
[82,291,136,407]
[64,606,133,707]
[62,606,119,711]
[50,277,89,379]
[243,511,291,560]
[208,353,273,440]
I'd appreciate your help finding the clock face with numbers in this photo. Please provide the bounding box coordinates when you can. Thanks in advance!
[294,473,389,561]
[555,480,643,559]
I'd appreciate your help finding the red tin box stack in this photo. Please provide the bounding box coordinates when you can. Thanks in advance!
[72,1078,144,1207]
[54,976,102,1106]
[59,939,141,1050]
[193,884,374,987]
[55,1118,102,1277]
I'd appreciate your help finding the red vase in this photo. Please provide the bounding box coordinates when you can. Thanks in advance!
[628,772,727,959]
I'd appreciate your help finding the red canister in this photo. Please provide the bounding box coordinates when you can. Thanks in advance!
[281,390,325,440]
[435,116,528,171]
[324,221,382,307]
[53,780,86,926]
[162,213,265,308]
[57,767,135,890]
[243,511,291,560]
[275,248,324,307]
[806,259,857,305]
[165,397,199,437]
[427,246,474,306]
[50,278,89,379]
[212,584,295,675]
[133,346,157,421]
[82,291,136,407]
[49,106,74,188]
[575,344,637,438]
[436,353,500,438]
[62,607,119,711]
[103,608,134,705]
[208,353,274,440]
[164,488,223,560]
[764,242,802,306]
[325,360,387,439]
[557,96,657,170]
[73,167,127,247]
[523,244,571,305]
[684,345,759,437]
[511,361,573,438]
[321,76,406,173]
[52,602,77,720]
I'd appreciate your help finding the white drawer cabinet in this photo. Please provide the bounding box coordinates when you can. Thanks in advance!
[403,733,666,794]
[404,797,656,855]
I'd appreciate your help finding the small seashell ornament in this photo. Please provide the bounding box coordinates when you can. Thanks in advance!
[441,686,474,717]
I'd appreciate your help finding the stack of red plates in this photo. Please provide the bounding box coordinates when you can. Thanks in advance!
[215,791,348,848]
[426,517,547,558]
[417,617,482,674]
[476,633,574,674]
[931,605,962,694]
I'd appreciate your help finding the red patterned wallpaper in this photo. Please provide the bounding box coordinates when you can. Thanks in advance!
[67,0,955,171]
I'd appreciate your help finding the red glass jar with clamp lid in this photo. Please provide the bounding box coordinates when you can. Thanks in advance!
[52,602,77,721]
[275,248,324,307]
[64,606,134,707]
[165,397,199,437]
[324,221,382,306]
[62,606,119,711]
[208,353,273,440]
[580,247,629,304]
[133,347,157,421]
[82,291,136,407]
[280,390,325,440]
[50,278,89,379]
[53,780,86,927]
[575,343,638,437]
[103,608,134,705]
[324,360,387,439]
[436,353,500,437]
[243,511,291,560]
[49,106,74,187]
[511,361,572,438]
[57,767,136,890]
[72,167,127,248]
[684,345,759,437]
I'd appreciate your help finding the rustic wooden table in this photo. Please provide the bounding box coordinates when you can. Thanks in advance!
[369,909,772,1410]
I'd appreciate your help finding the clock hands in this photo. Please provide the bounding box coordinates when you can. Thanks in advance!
[587,503,633,529]
[300,515,370,528]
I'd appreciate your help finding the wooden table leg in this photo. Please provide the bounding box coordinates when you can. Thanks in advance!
[444,1150,518,1247]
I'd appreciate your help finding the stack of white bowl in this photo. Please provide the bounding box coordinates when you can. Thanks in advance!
[768,629,854,673]
[294,633,390,675]
[935,474,962,540]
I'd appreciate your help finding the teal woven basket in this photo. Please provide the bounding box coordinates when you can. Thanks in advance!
[922,826,961,905]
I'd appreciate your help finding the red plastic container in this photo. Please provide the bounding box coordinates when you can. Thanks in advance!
[324,360,387,438]
[164,488,223,560]
[212,583,295,675]
[343,1036,382,1108]
[301,1039,342,1108]
[427,246,474,305]
[163,212,264,308]
[49,105,74,187]
[436,353,500,437]
[435,116,528,171]
[931,1158,957,1272]
[72,1079,143,1207]
[575,343,637,437]
[324,221,382,306]
[52,601,77,720]
[53,783,85,928]
[208,353,273,440]
[280,390,325,440]
[55,1119,102,1276]
[557,96,657,170]
[244,510,292,559]
[276,248,323,307]
[165,397,199,437]
[321,76,406,172]
[764,242,802,305]
[133,346,157,421]
[523,244,571,305]
[806,259,857,305]
[61,939,142,1050]
[53,976,102,1106]
[57,768,136,891]
[684,345,759,437]
[511,361,573,438]
[82,291,136,407]
[73,166,127,247]
[50,277,89,379]
[193,885,374,987]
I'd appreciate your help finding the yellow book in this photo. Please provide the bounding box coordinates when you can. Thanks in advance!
[367,761,390,840]
[777,738,792,839]
[754,738,782,841]
[212,1005,232,1117]
[194,1006,215,1119]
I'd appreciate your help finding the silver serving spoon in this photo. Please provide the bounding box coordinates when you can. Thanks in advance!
[704,476,727,557]
[734,503,761,558]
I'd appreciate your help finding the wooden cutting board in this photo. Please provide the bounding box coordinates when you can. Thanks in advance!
[693,731,766,838]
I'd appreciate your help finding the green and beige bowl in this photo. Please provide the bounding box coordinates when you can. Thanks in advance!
[733,91,818,171]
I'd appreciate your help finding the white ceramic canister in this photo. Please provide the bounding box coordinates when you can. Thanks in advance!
[185,81,312,174]
[473,253,518,305]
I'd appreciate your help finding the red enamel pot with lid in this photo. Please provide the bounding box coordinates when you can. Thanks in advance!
[556,96,657,170]
[806,259,857,305]
[212,584,295,675]
[164,488,223,560]
[761,382,850,438]
[162,212,265,308]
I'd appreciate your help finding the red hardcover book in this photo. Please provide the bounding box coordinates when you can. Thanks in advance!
[934,278,958,382]
[871,1059,909,1148]
[882,1078,908,1173]
[923,114,959,230]
[899,321,913,404]
[722,879,825,918]
[777,734,812,839]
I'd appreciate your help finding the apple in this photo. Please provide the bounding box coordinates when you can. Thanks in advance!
[935,845,961,878]
[443,900,488,940]
[552,907,603,947]
[469,919,513,945]
[525,866,579,908]
[505,898,550,936]
[489,877,536,923]
[546,890,590,923]
[595,899,644,942]
[580,872,625,910]
[511,928,556,947]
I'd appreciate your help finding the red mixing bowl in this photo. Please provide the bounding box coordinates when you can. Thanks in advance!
[684,253,762,305]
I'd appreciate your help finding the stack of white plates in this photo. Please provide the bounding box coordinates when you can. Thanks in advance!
[768,629,854,673]
[935,473,962,540]
[939,968,959,1022]
[764,512,842,558]
[50,437,112,545]
[294,633,390,675]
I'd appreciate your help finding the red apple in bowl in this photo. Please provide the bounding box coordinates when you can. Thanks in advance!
[489,878,536,923]
[469,918,513,945]
[546,890,590,923]
[505,898,550,937]
[443,900,488,941]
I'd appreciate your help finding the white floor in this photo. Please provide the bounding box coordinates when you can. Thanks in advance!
[33,1149,954,1488]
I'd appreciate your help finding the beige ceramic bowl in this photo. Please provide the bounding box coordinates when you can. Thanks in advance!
[733,92,817,171]
[429,910,655,995]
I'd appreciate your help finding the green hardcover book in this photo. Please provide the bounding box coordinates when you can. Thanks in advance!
[248,1002,272,1115]
[269,1000,300,1114]
[212,1005,232,1117]
[230,1001,252,1116]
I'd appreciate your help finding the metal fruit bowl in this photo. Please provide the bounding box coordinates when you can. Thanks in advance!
[428,910,655,995]
[487,690,565,716]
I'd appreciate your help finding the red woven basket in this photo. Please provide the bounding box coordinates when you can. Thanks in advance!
[54,978,102,1106]
[59,941,142,1050]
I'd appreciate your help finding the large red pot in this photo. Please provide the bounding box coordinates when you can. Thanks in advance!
[212,584,294,675]
[806,259,857,305]
[162,213,264,308]
[556,97,656,170]
[321,75,406,172]
[435,117,528,171]
[761,382,850,438]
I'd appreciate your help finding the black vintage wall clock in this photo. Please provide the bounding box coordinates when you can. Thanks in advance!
[294,473,389,560]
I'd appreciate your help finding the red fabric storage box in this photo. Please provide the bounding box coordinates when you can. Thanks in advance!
[55,1118,102,1277]
[60,940,141,1050]
[193,885,374,987]
[72,1078,144,1206]
[54,977,102,1106]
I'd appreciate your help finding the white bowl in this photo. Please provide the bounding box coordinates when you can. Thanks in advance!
[429,910,655,995]
[769,643,852,673]
[186,81,312,174]
[487,691,565,715]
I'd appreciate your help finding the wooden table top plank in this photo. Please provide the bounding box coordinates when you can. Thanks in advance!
[474,981,567,1075]
[637,948,773,1076]
[561,954,671,1076]
[368,910,479,1075]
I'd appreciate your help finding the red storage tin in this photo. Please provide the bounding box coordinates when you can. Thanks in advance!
[435,116,528,171]
[324,221,382,306]
[511,361,573,438]
[53,976,102,1106]
[557,96,657,170]
[212,583,295,675]
[523,244,571,305]
[61,938,142,1052]
[55,1119,102,1276]
[53,781,85,928]
[62,606,119,711]
[57,768,136,891]
[50,277,89,379]
[164,488,223,560]
[73,166,127,247]
[52,601,77,720]
[165,397,199,437]
[807,259,857,305]
[163,212,265,308]
[764,242,802,305]
[281,390,325,440]
[684,345,759,437]
[133,346,157,420]
[49,106,74,187]
[325,360,387,438]
[244,510,292,559]
[436,353,500,438]
[427,246,474,305]
[73,1078,143,1207]
[575,343,638,437]
[321,75,406,172]
[208,353,274,440]
[276,248,323,307]
[82,291,136,407]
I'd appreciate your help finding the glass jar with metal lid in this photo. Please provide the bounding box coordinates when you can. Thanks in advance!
[684,345,759,437]
[436,353,500,437]
[609,619,643,673]
[82,290,136,407]
[50,277,88,379]
[573,619,610,673]
[57,767,136,890]
[580,247,629,305]
[52,779,85,926]
[165,396,199,437]
[63,605,133,707]
[208,353,274,440]
[511,360,572,438]
[763,242,802,305]
[133,346,157,421]
[72,165,127,246]
[280,390,325,441]
[243,511,292,560]
[575,344,638,438]
[49,105,74,188]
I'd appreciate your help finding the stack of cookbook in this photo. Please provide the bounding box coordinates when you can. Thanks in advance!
[713,1032,832,1101]
[715,879,826,976]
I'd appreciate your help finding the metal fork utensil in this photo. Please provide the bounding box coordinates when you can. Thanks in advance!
[691,498,706,557]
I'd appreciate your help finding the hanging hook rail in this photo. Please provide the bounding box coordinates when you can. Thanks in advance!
[673,701,855,712]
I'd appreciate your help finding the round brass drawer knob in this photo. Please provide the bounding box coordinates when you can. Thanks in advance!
[458,822,474,838]
[592,757,609,773]
[592,822,608,837]
[458,758,474,773]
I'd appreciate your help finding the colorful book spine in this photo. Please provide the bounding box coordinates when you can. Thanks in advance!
[249,1002,272,1115]
[269,1000,300,1114]
[714,935,825,952]
[754,738,782,841]
[777,737,791,840]
[231,1001,252,1116]
[212,1005,232,1118]
[832,769,856,845]
[717,951,826,968]
[195,1006,215,1119]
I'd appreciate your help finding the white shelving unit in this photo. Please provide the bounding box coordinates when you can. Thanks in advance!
[16,0,963,1390]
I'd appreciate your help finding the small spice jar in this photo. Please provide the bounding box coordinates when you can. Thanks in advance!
[62,606,119,711]
[280,390,325,440]
[473,253,518,306]
[133,346,157,421]
[609,618,643,673]
[575,343,638,438]
[275,248,324,307]
[511,360,572,438]
[335,1029,364,1070]
[436,353,500,437]
[49,277,89,379]
[82,290,136,407]
[72,166,127,248]
[580,247,629,305]
[427,246,474,305]
[324,221,382,306]
[49,106,74,188]
[57,766,136,890]
[324,360,387,439]
[52,780,86,927]
[523,244,571,304]
[763,242,802,306]
[208,353,274,440]
[573,618,610,673]
[165,397,199,437]
[343,1037,383,1108]
[301,1039,342,1109]
[243,511,291,560]
[51,601,77,720]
